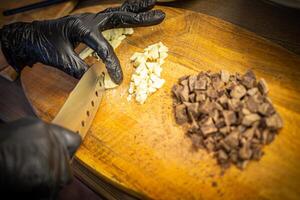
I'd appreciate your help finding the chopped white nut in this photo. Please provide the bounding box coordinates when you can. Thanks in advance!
[153,78,165,89]
[124,28,134,35]
[130,52,143,61]
[103,28,133,48]
[84,28,134,60]
[127,95,132,102]
[128,42,168,104]
[133,55,147,67]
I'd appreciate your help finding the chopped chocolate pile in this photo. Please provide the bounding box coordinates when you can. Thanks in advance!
[172,70,283,170]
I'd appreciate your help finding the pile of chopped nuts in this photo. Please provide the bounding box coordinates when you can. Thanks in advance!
[172,70,283,169]
[128,42,168,104]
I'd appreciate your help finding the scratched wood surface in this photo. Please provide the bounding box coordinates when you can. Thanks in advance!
[21,5,300,200]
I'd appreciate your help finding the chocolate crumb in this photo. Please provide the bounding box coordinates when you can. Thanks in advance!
[212,181,218,187]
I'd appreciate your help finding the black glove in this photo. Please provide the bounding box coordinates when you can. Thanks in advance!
[0,0,165,83]
[0,118,81,199]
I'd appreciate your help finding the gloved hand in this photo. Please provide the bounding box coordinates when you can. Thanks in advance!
[0,0,165,84]
[0,118,81,199]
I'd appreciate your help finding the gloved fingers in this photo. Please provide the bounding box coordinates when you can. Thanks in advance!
[83,31,123,84]
[49,125,74,193]
[101,0,156,14]
[58,50,89,79]
[57,145,74,187]
[120,0,157,13]
[100,9,165,30]
[50,124,82,158]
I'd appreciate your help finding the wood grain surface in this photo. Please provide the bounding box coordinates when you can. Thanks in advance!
[21,5,300,200]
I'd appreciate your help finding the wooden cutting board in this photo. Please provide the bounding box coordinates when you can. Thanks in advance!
[21,5,300,200]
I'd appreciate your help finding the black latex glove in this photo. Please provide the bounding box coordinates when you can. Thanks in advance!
[0,0,165,84]
[0,118,81,199]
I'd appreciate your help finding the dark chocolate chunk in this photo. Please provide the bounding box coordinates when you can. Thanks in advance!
[197,71,206,79]
[229,150,238,163]
[172,84,183,101]
[262,129,271,144]
[221,70,230,83]
[179,75,189,84]
[258,103,275,116]
[246,96,259,113]
[241,70,256,89]
[218,94,229,109]
[227,78,237,89]
[224,131,239,148]
[219,140,231,152]
[204,138,215,152]
[175,104,188,124]
[218,149,229,163]
[254,129,262,140]
[199,98,212,114]
[215,119,226,129]
[189,75,197,92]
[179,84,190,102]
[239,143,252,160]
[212,102,224,111]
[242,114,261,126]
[252,92,264,104]
[195,78,207,90]
[242,127,255,140]
[257,78,269,95]
[247,87,258,96]
[189,93,196,102]
[230,85,247,99]
[252,146,264,160]
[266,114,283,129]
[195,91,206,102]
[200,117,218,136]
[190,134,204,149]
[237,125,247,133]
[185,102,200,120]
[207,87,219,99]
[210,109,220,123]
[223,110,237,126]
[236,160,248,170]
[190,118,200,132]
[228,98,242,111]
[212,76,224,90]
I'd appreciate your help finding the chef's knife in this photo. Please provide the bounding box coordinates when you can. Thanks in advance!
[51,45,118,138]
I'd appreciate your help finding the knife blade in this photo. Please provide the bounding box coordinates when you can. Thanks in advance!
[52,61,117,140]
[51,62,104,138]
